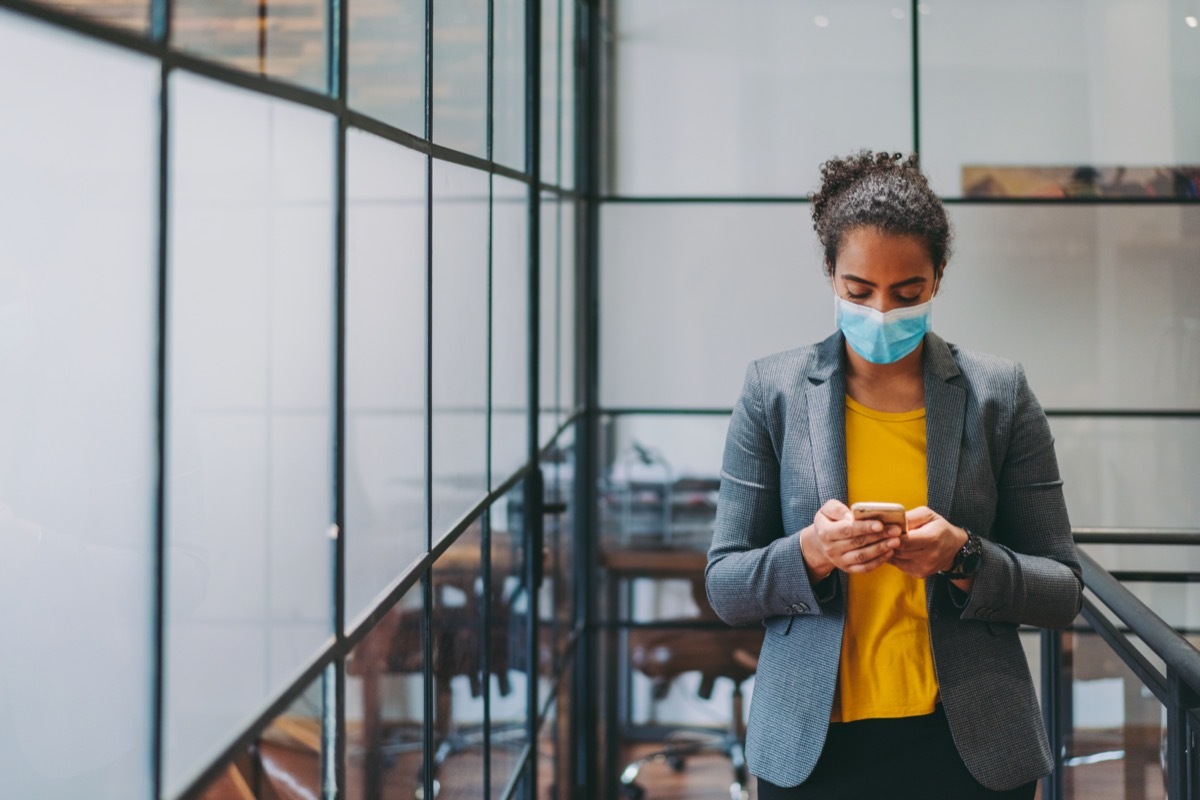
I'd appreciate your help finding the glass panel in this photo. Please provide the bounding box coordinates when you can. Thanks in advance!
[600,202,826,409]
[539,192,560,442]
[173,0,327,92]
[920,0,1200,198]
[541,424,575,668]
[430,527,485,800]
[431,160,489,540]
[540,0,560,185]
[166,73,335,791]
[558,0,575,191]
[1062,629,1168,800]
[345,128,428,629]
[345,584,425,800]
[1052,417,1200,530]
[938,205,1200,411]
[490,490,531,798]
[196,674,324,800]
[348,0,425,136]
[608,0,912,196]
[492,176,530,487]
[432,0,488,157]
[536,685,571,800]
[23,0,147,32]
[493,0,527,170]
[558,198,576,414]
[0,16,156,799]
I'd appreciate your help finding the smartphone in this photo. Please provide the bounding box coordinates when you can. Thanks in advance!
[850,501,907,533]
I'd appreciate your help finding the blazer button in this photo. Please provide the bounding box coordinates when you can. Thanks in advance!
[791,603,808,614]
[975,608,990,619]
[930,609,939,622]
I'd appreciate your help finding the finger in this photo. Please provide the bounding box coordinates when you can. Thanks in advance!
[905,505,938,529]
[820,498,851,521]
[836,533,900,565]
[842,542,899,573]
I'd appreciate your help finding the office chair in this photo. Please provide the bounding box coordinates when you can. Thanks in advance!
[618,583,763,800]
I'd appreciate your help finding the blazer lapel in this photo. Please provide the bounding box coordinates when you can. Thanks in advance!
[923,332,965,521]
[805,332,848,509]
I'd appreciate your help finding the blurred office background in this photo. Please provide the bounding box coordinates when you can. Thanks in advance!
[0,1,1197,799]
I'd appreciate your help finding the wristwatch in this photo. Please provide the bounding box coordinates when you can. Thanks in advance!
[939,529,983,580]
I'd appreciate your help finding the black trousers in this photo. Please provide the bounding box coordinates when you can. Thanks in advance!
[754,706,1038,800]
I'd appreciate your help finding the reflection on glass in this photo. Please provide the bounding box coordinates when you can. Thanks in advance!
[0,15,157,798]
[166,72,335,792]
[493,0,527,170]
[430,527,485,800]
[492,176,530,487]
[345,585,424,800]
[490,490,531,798]
[432,0,488,157]
[609,0,911,195]
[1062,630,1168,800]
[24,0,147,32]
[431,160,489,540]
[599,203,826,409]
[558,0,575,190]
[920,0,1200,197]
[173,0,327,92]
[348,0,425,135]
[345,128,428,629]
[536,686,571,800]
[538,425,575,701]
[197,674,325,800]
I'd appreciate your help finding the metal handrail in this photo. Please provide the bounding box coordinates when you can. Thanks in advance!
[1078,548,1200,693]
[1043,533,1200,800]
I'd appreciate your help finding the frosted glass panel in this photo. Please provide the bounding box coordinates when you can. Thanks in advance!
[936,205,1200,411]
[345,129,428,629]
[600,203,828,408]
[492,177,530,486]
[173,0,328,92]
[0,16,157,798]
[431,161,489,540]
[348,0,425,136]
[920,0,1200,196]
[1053,417,1200,530]
[433,0,488,157]
[559,199,576,413]
[540,0,560,185]
[494,0,526,170]
[166,73,335,792]
[559,0,575,190]
[610,0,912,195]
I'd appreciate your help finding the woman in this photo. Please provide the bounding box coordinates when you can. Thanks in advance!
[705,151,1082,799]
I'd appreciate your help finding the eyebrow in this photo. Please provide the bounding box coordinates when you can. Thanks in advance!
[841,274,928,289]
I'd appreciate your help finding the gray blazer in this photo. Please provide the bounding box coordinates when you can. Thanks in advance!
[705,331,1082,791]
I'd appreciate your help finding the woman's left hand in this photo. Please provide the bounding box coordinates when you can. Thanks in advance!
[890,506,968,580]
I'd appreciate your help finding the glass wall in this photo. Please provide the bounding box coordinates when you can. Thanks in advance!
[0,0,582,795]
[598,2,1199,798]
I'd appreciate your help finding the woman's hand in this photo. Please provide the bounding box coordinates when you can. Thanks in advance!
[799,499,904,581]
[891,506,969,582]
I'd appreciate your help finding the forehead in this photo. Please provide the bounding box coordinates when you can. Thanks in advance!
[834,227,935,278]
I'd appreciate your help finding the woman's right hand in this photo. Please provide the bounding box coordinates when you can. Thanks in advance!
[799,499,904,581]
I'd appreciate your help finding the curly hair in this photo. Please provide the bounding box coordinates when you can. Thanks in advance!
[810,150,952,278]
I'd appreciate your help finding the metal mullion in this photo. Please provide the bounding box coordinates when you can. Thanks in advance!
[910,0,919,156]
[483,0,496,779]
[579,0,603,797]
[152,47,173,800]
[1040,629,1065,800]
[421,0,435,796]
[328,0,349,778]
[597,406,1200,419]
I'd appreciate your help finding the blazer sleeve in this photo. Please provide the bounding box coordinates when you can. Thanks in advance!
[956,364,1083,629]
[705,362,832,627]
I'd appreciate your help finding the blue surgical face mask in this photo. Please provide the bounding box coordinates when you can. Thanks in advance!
[835,295,932,364]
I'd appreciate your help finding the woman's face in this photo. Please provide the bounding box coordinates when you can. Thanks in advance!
[831,227,941,314]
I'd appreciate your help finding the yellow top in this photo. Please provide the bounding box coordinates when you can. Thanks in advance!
[832,395,939,723]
